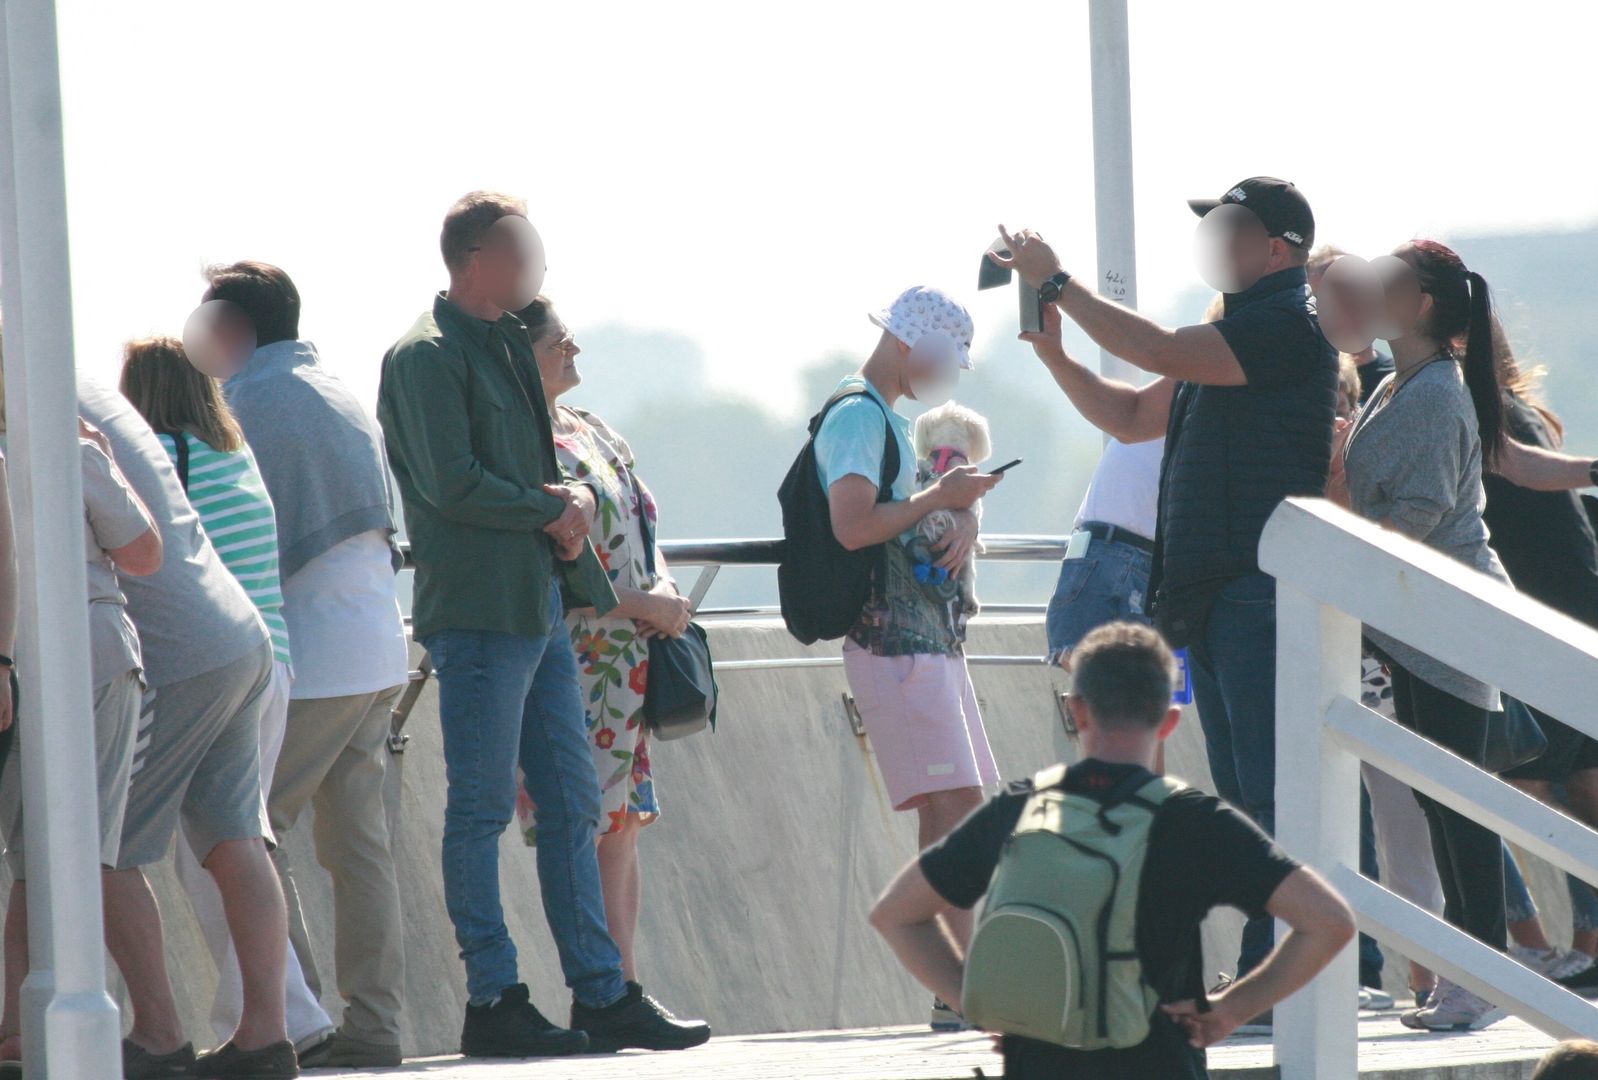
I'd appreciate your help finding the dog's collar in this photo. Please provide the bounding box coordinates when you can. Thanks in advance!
[929,446,969,475]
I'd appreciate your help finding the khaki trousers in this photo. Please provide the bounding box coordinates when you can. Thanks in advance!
[269,685,406,1044]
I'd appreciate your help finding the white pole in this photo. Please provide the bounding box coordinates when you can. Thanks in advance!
[1272,582,1362,1078]
[0,1,125,1077]
[1087,0,1140,401]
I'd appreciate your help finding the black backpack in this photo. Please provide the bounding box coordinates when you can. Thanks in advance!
[777,388,900,644]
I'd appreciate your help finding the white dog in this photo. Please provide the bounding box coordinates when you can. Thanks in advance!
[912,400,993,628]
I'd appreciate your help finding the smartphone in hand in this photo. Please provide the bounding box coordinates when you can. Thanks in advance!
[990,458,1023,475]
[1019,282,1046,334]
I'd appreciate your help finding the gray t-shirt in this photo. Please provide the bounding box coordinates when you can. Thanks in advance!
[80,437,150,689]
[77,380,268,688]
[1344,358,1511,709]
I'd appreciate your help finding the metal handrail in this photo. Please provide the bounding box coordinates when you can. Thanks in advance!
[397,534,1070,568]
[397,533,1072,617]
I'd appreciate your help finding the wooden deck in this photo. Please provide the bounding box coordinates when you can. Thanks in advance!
[311,1014,1559,1079]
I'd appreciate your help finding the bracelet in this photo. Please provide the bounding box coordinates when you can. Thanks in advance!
[0,655,13,669]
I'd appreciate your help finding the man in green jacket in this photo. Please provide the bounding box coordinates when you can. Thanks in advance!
[378,191,710,1060]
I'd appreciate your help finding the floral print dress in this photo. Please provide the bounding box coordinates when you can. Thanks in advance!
[516,407,663,843]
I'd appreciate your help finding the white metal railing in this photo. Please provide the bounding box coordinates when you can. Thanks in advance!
[1261,497,1598,1077]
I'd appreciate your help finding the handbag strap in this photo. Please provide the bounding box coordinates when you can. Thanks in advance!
[631,473,658,579]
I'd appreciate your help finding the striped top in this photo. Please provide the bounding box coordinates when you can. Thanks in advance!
[156,431,292,667]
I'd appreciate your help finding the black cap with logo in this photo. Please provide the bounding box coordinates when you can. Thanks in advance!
[1188,176,1315,250]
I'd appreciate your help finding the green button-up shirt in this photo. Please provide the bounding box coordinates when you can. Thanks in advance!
[378,293,618,641]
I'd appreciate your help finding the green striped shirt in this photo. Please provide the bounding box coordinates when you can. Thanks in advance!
[158,432,292,667]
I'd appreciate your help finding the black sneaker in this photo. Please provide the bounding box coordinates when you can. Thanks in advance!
[1557,962,1598,998]
[124,1039,197,1079]
[193,1040,298,1078]
[571,981,711,1053]
[461,983,589,1058]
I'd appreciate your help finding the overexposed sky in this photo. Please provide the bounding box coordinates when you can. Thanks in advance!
[54,1,1598,413]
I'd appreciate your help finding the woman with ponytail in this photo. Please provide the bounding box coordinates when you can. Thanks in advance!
[1328,238,1516,1032]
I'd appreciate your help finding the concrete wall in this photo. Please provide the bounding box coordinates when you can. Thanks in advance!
[54,614,1580,1056]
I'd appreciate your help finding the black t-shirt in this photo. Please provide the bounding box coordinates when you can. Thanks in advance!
[1357,350,1395,404]
[1482,393,1598,625]
[919,760,1299,1080]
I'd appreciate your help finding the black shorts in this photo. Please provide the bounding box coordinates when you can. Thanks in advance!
[1501,704,1598,782]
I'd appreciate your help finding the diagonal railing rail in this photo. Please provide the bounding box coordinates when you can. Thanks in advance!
[1261,497,1598,1078]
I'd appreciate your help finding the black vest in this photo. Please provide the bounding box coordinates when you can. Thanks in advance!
[1151,268,1338,647]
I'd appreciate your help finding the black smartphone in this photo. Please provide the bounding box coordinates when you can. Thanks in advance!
[990,458,1023,475]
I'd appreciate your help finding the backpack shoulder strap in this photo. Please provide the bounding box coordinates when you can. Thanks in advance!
[1031,763,1070,791]
[161,430,191,493]
[809,387,900,505]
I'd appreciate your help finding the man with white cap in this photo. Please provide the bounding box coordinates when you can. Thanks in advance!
[814,286,1001,1030]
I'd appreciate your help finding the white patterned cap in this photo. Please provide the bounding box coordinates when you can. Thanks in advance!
[868,286,974,369]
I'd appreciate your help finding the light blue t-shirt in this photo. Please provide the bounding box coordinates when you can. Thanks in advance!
[811,376,963,657]
[813,376,915,504]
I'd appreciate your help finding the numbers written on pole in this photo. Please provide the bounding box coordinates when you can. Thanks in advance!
[1103,269,1130,303]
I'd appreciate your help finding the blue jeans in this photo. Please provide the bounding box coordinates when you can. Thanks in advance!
[1503,840,1598,932]
[1188,572,1278,977]
[422,582,626,1008]
[1044,534,1153,662]
[1359,783,1385,987]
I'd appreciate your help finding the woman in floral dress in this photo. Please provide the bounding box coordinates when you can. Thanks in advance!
[517,296,693,982]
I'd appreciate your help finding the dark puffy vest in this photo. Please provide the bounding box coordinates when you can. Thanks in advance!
[1151,269,1338,647]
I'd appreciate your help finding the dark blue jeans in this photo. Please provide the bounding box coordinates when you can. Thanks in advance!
[422,582,627,1009]
[1188,572,1278,977]
[1044,534,1154,662]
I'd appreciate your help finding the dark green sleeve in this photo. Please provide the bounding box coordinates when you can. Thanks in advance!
[379,339,569,531]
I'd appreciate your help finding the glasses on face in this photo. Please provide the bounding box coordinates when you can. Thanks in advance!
[541,330,577,356]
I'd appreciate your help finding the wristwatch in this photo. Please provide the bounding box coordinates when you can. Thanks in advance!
[1038,270,1072,304]
[1589,458,1598,488]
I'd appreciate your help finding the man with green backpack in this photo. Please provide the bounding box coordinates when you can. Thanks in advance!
[870,621,1354,1077]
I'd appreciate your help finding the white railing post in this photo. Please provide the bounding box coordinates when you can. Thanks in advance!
[1272,580,1362,1079]
[0,1,124,1077]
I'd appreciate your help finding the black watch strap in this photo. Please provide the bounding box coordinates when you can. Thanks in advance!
[1589,459,1598,488]
[1038,270,1071,304]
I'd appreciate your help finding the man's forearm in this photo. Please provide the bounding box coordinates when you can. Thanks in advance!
[1056,278,1176,374]
[1039,350,1146,441]
[877,919,966,1010]
[1215,927,1348,1023]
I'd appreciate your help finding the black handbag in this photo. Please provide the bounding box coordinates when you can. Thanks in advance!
[632,477,718,740]
[1484,695,1548,774]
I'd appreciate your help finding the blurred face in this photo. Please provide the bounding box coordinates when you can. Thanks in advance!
[183,299,256,379]
[1193,203,1277,294]
[903,330,960,407]
[469,215,546,312]
[533,312,581,399]
[1377,245,1432,343]
[1313,255,1385,354]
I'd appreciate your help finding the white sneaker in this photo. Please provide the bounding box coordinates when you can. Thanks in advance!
[1404,980,1506,1032]
[1359,985,1395,1010]
[1511,945,1594,981]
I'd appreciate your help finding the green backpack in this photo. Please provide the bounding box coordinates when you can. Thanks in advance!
[962,765,1183,1050]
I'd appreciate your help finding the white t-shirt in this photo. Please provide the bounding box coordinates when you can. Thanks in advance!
[280,529,410,700]
[1074,437,1165,542]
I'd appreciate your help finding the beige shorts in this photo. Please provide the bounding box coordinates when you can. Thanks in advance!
[3,668,143,876]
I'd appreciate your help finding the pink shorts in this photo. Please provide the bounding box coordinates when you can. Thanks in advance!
[843,642,1000,811]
